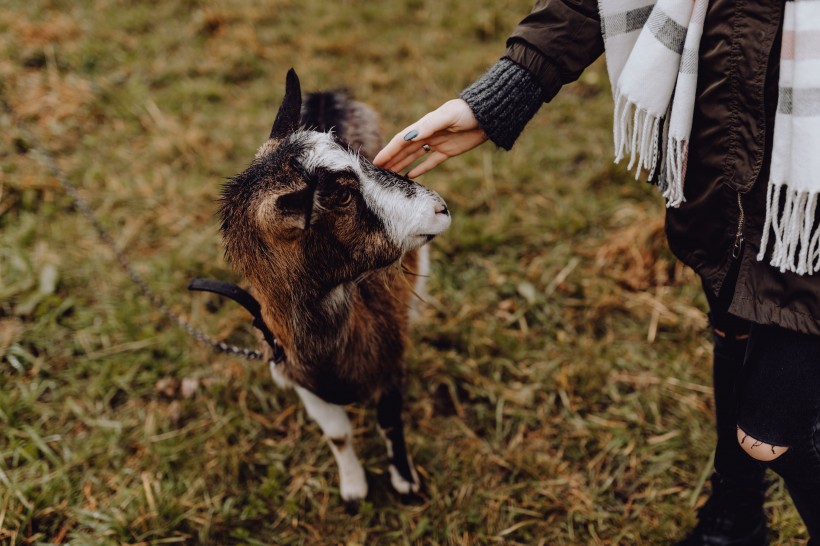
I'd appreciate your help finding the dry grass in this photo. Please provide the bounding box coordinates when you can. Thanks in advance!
[0,0,809,544]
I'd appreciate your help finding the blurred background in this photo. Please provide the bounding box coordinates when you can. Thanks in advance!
[0,0,807,544]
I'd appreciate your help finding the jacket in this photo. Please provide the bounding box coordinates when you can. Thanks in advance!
[499,0,820,335]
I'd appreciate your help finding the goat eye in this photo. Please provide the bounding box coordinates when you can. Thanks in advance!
[337,188,353,206]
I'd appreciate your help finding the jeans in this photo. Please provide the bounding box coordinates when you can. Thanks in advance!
[705,273,820,539]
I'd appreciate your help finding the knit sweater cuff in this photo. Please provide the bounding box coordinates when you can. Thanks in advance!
[460,58,547,150]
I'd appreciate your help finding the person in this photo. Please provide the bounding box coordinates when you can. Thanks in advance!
[373,1,820,544]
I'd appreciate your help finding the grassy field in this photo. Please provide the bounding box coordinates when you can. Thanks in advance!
[0,0,810,544]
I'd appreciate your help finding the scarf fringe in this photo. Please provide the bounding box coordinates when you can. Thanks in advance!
[612,90,687,207]
[613,92,661,181]
[758,184,820,275]
[663,138,687,208]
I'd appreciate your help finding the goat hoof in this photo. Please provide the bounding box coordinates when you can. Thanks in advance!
[388,464,421,495]
[344,499,362,515]
[399,491,425,506]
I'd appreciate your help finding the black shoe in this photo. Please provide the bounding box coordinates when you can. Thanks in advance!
[675,474,768,546]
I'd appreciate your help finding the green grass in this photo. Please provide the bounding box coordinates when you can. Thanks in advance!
[0,0,808,544]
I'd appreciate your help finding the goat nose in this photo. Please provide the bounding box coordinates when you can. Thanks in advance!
[435,203,449,216]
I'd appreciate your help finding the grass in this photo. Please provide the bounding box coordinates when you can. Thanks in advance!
[0,0,809,544]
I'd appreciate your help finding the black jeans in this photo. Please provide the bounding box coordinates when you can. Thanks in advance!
[705,275,820,539]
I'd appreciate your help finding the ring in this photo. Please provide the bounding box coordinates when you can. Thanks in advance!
[422,144,431,153]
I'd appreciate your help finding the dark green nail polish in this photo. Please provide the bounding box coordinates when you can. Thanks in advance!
[404,129,419,141]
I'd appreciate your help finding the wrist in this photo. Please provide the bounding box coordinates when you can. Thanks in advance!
[460,58,546,150]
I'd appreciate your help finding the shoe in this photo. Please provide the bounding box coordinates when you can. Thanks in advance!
[675,474,768,546]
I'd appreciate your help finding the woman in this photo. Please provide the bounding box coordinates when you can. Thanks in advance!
[373,1,820,543]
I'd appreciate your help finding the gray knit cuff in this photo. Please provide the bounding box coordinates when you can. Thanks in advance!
[460,58,546,151]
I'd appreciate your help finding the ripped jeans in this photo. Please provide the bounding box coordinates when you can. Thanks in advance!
[706,276,820,538]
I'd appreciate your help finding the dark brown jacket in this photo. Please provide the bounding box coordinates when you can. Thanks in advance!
[505,0,820,335]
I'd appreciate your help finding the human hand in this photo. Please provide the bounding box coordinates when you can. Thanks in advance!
[373,99,488,178]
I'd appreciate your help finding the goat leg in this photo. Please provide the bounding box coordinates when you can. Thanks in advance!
[376,388,421,497]
[294,386,367,508]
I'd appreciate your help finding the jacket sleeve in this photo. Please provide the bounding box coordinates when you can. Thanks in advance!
[460,0,604,150]
[505,0,604,100]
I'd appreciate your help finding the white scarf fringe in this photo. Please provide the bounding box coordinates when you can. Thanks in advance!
[612,93,661,181]
[759,185,820,275]
[600,0,703,209]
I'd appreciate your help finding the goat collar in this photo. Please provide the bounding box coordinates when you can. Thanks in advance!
[188,278,285,363]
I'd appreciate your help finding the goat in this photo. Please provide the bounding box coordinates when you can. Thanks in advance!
[219,69,451,507]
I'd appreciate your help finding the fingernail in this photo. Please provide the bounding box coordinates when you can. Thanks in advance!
[403,129,419,141]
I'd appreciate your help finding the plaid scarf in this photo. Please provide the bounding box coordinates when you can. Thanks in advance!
[599,0,820,276]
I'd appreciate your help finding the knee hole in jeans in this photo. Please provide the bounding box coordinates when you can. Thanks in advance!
[713,328,749,341]
[737,425,790,462]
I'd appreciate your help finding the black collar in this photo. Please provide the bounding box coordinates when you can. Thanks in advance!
[188,278,285,363]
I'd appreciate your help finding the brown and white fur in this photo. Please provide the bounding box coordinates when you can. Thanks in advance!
[219,70,450,506]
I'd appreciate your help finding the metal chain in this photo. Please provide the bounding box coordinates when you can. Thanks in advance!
[2,95,270,364]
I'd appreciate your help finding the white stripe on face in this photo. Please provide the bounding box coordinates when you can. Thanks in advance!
[299,131,362,174]
[295,132,449,249]
[360,168,428,245]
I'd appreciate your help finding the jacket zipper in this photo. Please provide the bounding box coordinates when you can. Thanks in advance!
[732,192,745,259]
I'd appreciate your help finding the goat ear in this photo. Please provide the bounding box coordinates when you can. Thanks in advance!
[276,185,316,231]
[269,68,302,139]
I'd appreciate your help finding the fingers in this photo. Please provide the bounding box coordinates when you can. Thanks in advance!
[373,130,432,171]
[377,135,450,175]
[377,141,441,175]
[373,104,461,168]
[407,151,451,178]
[406,130,484,177]
[380,129,489,177]
[380,141,429,173]
[373,124,427,169]
[373,99,486,177]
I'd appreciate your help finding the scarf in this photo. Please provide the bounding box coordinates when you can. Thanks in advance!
[599,0,820,276]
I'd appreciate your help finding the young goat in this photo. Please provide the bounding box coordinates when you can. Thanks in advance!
[219,70,450,506]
